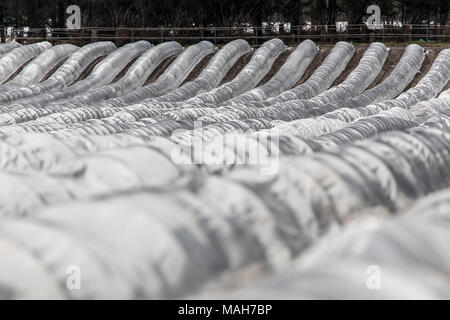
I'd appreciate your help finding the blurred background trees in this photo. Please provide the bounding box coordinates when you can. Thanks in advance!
[0,0,448,27]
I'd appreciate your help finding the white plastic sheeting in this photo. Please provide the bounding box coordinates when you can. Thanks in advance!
[0,124,448,299]
[0,41,217,127]
[182,38,286,105]
[0,41,22,56]
[294,42,388,106]
[408,88,450,122]
[395,49,450,104]
[0,41,116,104]
[118,40,217,103]
[152,39,252,103]
[264,41,355,104]
[187,110,416,174]
[101,39,289,125]
[263,106,413,141]
[0,142,197,218]
[83,39,252,119]
[223,39,318,104]
[0,42,183,127]
[220,188,450,299]
[0,39,291,131]
[167,43,388,145]
[321,44,425,112]
[0,187,273,299]
[193,42,387,124]
[0,133,153,172]
[223,126,450,255]
[0,42,423,142]
[0,41,51,84]
[71,38,299,132]
[0,110,444,214]
[0,40,449,299]
[71,41,183,103]
[0,44,79,91]
[310,115,416,150]
[318,57,450,128]
[194,43,422,126]
[257,47,450,140]
[93,48,442,173]
[8,41,152,106]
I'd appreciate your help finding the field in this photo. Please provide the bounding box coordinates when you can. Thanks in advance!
[0,38,449,299]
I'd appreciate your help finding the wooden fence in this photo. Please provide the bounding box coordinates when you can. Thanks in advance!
[3,24,450,46]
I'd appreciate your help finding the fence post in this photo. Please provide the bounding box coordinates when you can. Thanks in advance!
[91,29,96,43]
[12,24,446,47]
[12,28,18,43]
[0,26,5,43]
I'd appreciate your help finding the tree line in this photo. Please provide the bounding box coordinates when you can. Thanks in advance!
[0,0,448,28]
